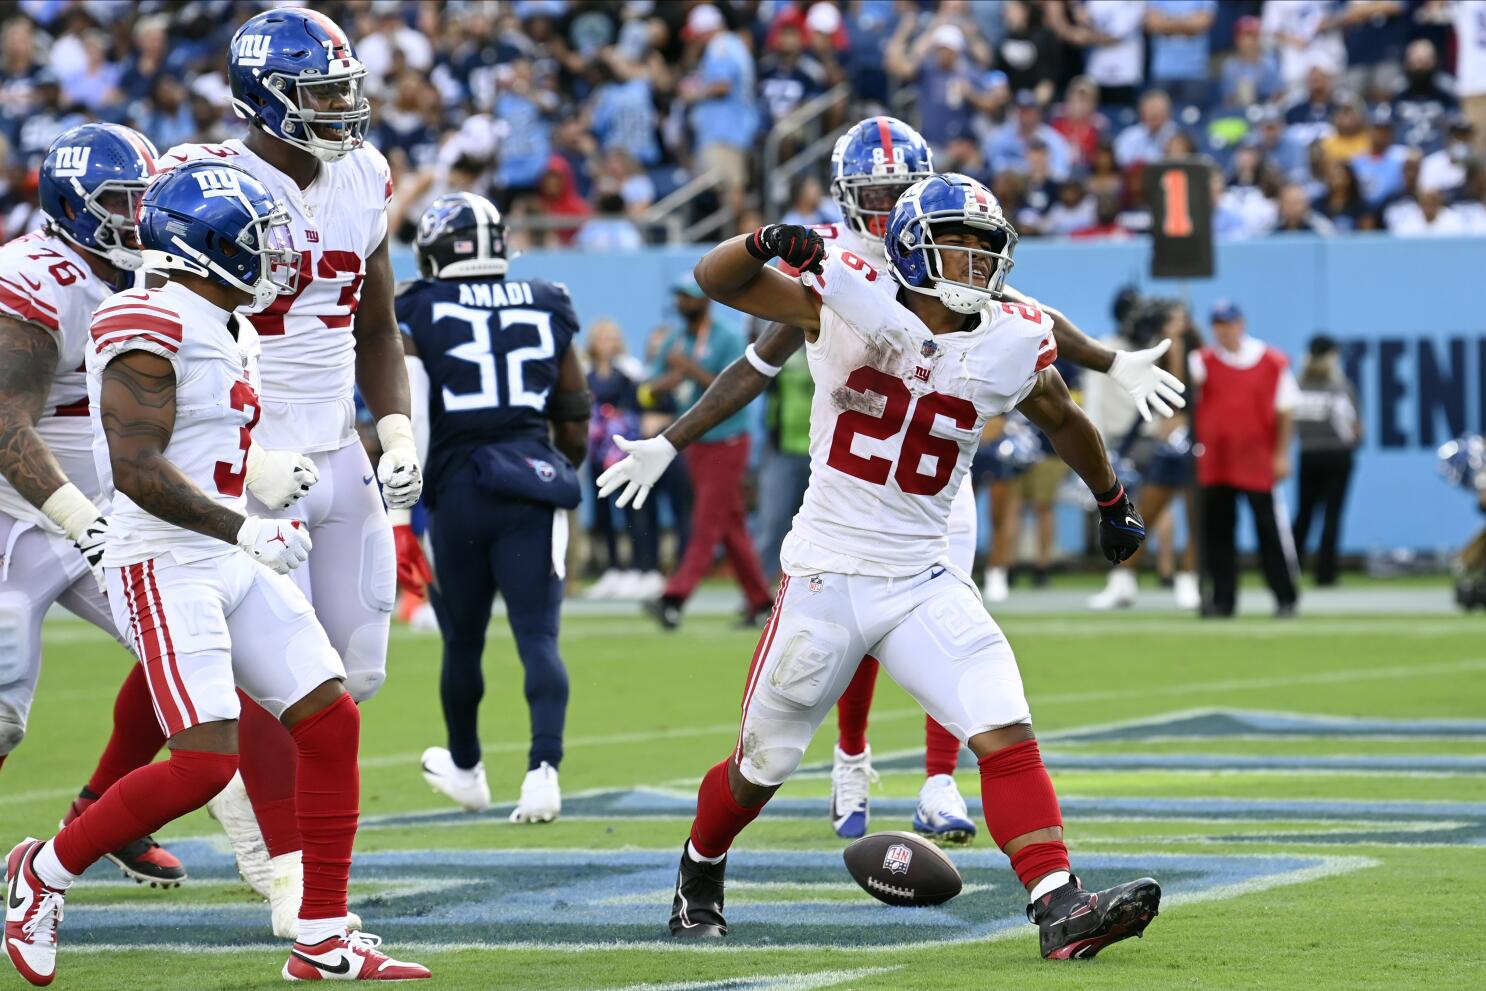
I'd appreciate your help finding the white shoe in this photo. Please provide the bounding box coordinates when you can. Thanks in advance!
[982,567,1009,604]
[420,746,491,812]
[206,771,272,900]
[632,570,666,600]
[283,931,431,981]
[1173,571,1200,610]
[912,773,977,845]
[584,570,622,600]
[829,745,877,839]
[268,851,361,941]
[607,570,644,599]
[1088,569,1137,610]
[509,762,561,823]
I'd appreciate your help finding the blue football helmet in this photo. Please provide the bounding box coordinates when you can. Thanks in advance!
[38,123,159,272]
[138,161,300,309]
[228,7,369,163]
[884,172,1018,314]
[414,192,512,279]
[829,116,935,239]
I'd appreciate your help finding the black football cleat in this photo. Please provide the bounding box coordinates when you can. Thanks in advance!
[645,597,682,631]
[1029,874,1160,959]
[668,843,726,938]
[61,791,187,888]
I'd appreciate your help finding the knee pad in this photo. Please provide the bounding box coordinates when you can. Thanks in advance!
[0,593,33,686]
[340,622,389,702]
[737,729,806,788]
[0,704,25,757]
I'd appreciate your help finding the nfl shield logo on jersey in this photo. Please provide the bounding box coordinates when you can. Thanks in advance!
[920,339,938,358]
[808,575,824,594]
[883,843,913,876]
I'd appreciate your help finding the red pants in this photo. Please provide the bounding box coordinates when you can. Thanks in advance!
[663,436,772,610]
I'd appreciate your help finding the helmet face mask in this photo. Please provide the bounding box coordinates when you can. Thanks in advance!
[82,180,150,269]
[257,65,369,162]
[39,123,159,275]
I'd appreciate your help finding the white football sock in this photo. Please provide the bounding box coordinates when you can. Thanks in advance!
[1029,870,1072,903]
[686,840,725,865]
[32,840,76,891]
[296,914,348,946]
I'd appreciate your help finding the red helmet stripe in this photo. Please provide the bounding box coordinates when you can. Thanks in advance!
[876,116,895,164]
[110,126,160,176]
[299,7,350,49]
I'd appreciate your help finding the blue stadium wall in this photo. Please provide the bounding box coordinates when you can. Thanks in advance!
[391,234,1486,555]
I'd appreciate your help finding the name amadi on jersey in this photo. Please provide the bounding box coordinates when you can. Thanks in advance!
[158,138,392,453]
[0,231,113,532]
[396,275,581,508]
[85,283,263,566]
[782,245,1056,578]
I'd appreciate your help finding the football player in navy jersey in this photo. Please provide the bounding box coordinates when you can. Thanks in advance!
[396,193,590,823]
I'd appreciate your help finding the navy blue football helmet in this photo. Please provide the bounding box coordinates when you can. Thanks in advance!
[885,172,1018,313]
[414,192,511,279]
[138,162,300,309]
[228,7,369,163]
[829,116,935,239]
[38,123,159,271]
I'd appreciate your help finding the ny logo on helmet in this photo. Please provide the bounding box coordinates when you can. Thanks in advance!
[194,168,243,199]
[871,145,907,176]
[52,146,91,178]
[235,34,272,67]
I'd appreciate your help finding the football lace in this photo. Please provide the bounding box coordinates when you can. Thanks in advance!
[866,876,916,902]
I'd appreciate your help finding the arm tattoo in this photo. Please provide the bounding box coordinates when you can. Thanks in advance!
[0,316,72,508]
[100,353,244,545]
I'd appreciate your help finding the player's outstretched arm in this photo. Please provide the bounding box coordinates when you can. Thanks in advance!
[693,228,823,331]
[0,315,70,508]
[100,351,245,544]
[664,321,806,450]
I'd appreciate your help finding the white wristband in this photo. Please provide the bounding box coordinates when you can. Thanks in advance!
[387,508,412,526]
[376,413,417,459]
[744,343,783,378]
[40,482,99,542]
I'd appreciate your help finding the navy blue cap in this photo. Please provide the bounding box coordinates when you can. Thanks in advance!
[1210,298,1243,323]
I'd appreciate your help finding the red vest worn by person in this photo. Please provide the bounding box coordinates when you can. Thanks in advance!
[1194,344,1287,490]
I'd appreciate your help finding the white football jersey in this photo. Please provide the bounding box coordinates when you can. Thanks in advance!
[87,281,262,566]
[0,231,113,532]
[159,139,392,452]
[780,246,1056,578]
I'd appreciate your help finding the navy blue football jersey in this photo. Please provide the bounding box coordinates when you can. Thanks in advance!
[397,276,579,502]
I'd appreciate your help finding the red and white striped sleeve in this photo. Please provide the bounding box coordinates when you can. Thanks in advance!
[0,261,61,338]
[90,292,184,365]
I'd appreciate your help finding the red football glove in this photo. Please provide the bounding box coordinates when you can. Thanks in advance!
[393,524,433,593]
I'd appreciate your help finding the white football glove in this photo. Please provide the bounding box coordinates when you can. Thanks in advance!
[40,482,107,592]
[376,414,423,510]
[1108,339,1188,422]
[73,516,108,593]
[595,435,678,509]
[236,516,312,575]
[245,444,320,511]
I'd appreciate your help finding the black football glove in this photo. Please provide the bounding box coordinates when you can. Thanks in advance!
[745,224,826,273]
[1095,482,1145,564]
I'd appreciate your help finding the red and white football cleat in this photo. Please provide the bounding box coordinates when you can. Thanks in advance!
[4,839,66,987]
[283,931,430,981]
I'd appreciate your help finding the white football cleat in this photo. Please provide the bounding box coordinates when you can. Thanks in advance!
[1088,568,1137,610]
[206,771,272,900]
[283,931,430,981]
[583,570,623,600]
[631,570,666,600]
[982,567,1009,604]
[829,745,877,839]
[509,762,561,823]
[1173,571,1200,610]
[268,851,363,940]
[4,838,64,987]
[420,747,491,812]
[912,773,978,845]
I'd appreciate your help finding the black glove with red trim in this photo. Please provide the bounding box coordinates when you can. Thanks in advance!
[1095,481,1145,564]
[745,224,826,274]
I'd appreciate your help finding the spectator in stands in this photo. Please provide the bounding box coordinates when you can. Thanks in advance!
[135,74,194,152]
[1292,334,1362,587]
[1219,15,1282,110]
[16,70,80,166]
[1391,39,1457,152]
[1455,164,1486,232]
[589,52,661,167]
[577,192,644,251]
[1251,105,1309,182]
[1210,168,1255,238]
[58,31,119,113]
[1145,0,1218,108]
[757,13,828,131]
[1321,92,1371,164]
[991,168,1029,229]
[1387,184,1466,236]
[1222,146,1282,236]
[535,154,591,246]
[1314,159,1375,231]
[780,174,839,226]
[1164,131,1198,157]
[1044,177,1097,235]
[1068,0,1146,108]
[1353,107,1410,207]
[986,90,1073,180]
[681,3,759,222]
[1051,76,1109,169]
[358,3,434,99]
[596,148,656,219]
[1017,140,1061,233]
[1457,0,1486,155]
[495,59,556,207]
[118,14,169,104]
[1264,1,1347,92]
[1285,63,1341,135]
[1272,182,1337,235]
[1072,191,1131,239]
[941,134,994,187]
[1114,89,1177,169]
[1340,0,1408,103]
[885,18,994,151]
[1086,140,1126,203]
[1418,116,1474,198]
[992,0,1063,105]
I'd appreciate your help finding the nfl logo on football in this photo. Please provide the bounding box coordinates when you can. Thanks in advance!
[882,842,914,876]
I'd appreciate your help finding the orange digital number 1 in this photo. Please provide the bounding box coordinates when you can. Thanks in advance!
[1161,168,1193,238]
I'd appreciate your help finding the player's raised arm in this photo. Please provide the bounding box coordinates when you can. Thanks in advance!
[1016,365,1145,564]
[693,226,825,331]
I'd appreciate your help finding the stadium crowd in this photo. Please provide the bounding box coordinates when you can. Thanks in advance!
[2,1,1486,247]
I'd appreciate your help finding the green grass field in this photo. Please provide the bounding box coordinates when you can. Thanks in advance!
[7,583,1486,990]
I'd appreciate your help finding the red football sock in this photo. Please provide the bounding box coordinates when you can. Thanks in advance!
[924,716,961,778]
[291,693,360,921]
[238,692,302,857]
[977,739,1069,888]
[835,657,878,756]
[0,754,7,773]
[84,664,167,797]
[53,749,238,875]
[689,759,768,859]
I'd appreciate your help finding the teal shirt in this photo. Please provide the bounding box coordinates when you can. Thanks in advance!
[654,319,750,442]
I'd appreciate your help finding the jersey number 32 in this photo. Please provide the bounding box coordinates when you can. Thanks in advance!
[434,301,554,411]
[826,367,975,496]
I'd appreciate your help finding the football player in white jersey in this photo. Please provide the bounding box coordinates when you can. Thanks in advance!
[1,161,429,986]
[598,117,1185,846]
[636,174,1162,958]
[157,7,421,933]
[0,123,205,887]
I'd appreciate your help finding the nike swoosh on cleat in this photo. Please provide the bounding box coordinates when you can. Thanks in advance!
[292,952,352,975]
